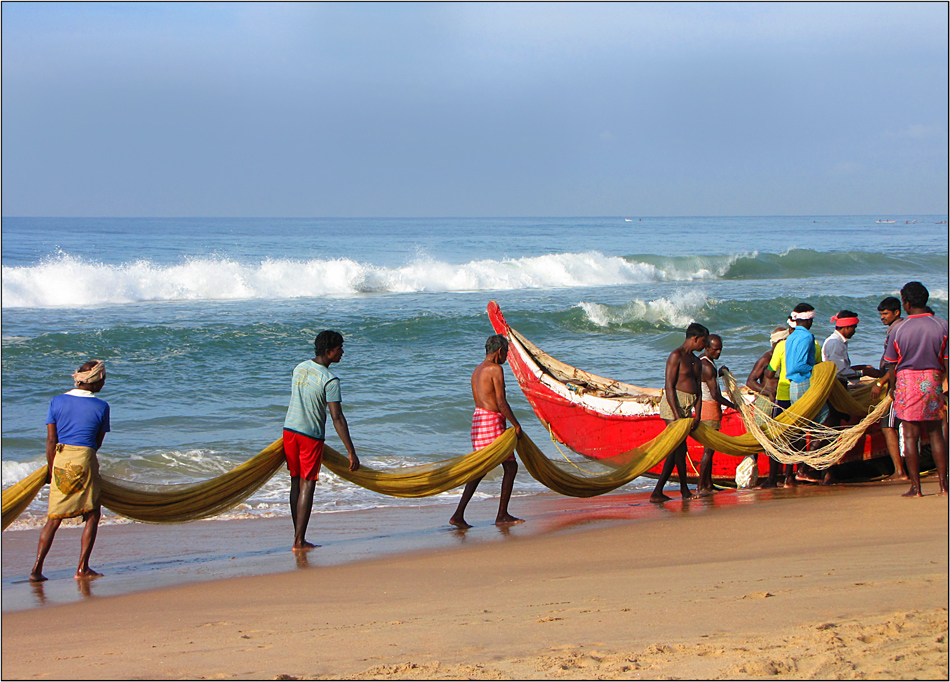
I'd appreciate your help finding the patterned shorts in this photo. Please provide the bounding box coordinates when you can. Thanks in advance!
[895,369,945,422]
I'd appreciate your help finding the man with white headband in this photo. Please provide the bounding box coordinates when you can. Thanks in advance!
[30,360,111,582]
[785,303,834,480]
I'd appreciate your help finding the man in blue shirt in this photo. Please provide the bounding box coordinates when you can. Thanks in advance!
[283,331,360,550]
[784,303,835,484]
[786,303,830,423]
[30,360,111,582]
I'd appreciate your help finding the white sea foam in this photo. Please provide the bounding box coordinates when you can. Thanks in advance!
[578,290,711,328]
[2,252,721,308]
[1,459,45,483]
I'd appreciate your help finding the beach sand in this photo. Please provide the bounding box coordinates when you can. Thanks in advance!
[2,479,947,680]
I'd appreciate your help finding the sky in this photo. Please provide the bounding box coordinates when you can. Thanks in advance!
[2,2,947,217]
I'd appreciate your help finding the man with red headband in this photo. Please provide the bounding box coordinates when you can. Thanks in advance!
[821,310,876,384]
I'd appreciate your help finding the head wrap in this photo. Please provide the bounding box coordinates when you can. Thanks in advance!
[831,314,859,327]
[73,360,106,387]
[770,329,790,345]
[787,309,815,327]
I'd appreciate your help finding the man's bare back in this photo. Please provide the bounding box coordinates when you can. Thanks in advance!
[451,335,523,528]
[472,361,507,414]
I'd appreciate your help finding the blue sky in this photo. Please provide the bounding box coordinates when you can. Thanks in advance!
[2,2,947,217]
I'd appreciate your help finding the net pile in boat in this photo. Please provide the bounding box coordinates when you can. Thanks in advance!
[718,367,892,470]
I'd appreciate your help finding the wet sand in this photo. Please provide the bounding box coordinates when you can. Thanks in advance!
[2,479,948,679]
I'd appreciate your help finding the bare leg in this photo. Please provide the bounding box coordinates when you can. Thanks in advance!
[450,477,482,528]
[30,517,63,582]
[675,444,695,499]
[924,420,948,493]
[290,476,300,531]
[292,478,317,548]
[650,451,676,502]
[697,447,714,494]
[783,462,797,488]
[651,419,679,502]
[759,458,781,488]
[75,508,102,579]
[901,422,923,497]
[881,427,907,480]
[495,459,523,525]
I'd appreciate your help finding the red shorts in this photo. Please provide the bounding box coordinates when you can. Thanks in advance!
[283,430,325,480]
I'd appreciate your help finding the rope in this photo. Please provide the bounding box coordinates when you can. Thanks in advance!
[547,423,602,475]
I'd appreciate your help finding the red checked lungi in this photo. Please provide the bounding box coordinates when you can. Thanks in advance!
[471,407,515,461]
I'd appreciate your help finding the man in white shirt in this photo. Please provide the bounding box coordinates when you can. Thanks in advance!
[822,310,875,383]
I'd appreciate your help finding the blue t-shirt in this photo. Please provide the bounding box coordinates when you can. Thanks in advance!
[283,360,342,440]
[46,391,111,448]
[785,326,817,383]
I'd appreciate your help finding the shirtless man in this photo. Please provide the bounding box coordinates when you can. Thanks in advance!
[450,334,523,528]
[650,322,708,503]
[697,334,737,494]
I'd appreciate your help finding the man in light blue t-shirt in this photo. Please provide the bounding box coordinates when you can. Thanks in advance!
[283,330,359,550]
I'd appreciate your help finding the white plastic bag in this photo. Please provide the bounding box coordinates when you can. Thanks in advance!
[735,455,759,488]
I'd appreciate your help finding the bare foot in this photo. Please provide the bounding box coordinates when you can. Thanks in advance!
[495,515,524,525]
[29,571,47,583]
[75,568,102,579]
[680,489,695,500]
[449,517,472,529]
[650,492,672,503]
[757,480,777,489]
[696,487,715,497]
[901,486,923,498]
[292,540,319,550]
[884,473,909,482]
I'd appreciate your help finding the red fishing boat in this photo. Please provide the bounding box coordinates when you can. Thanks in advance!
[487,301,895,485]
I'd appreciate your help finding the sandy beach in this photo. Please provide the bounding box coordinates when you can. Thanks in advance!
[2,478,947,680]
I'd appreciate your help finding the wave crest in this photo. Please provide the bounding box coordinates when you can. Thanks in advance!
[1,252,703,308]
[577,291,711,329]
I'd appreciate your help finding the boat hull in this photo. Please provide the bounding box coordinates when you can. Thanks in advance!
[488,302,893,485]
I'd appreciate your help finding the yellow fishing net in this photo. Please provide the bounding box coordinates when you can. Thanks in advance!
[1,361,886,529]
[515,418,694,497]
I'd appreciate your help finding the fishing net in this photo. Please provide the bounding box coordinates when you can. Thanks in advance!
[704,363,891,469]
[2,361,887,529]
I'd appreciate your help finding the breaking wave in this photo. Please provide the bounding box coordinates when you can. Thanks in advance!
[3,249,944,309]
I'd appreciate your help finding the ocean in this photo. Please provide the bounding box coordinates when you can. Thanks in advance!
[2,216,948,529]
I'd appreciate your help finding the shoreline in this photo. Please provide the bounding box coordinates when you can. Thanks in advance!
[2,478,947,679]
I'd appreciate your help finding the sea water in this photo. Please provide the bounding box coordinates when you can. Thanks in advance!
[2,216,948,529]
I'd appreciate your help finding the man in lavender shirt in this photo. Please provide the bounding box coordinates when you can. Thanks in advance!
[873,282,948,497]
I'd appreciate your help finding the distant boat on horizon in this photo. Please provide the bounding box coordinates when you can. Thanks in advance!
[876,220,896,223]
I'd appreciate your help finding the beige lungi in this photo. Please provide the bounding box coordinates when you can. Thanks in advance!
[48,444,101,520]
[659,390,698,421]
